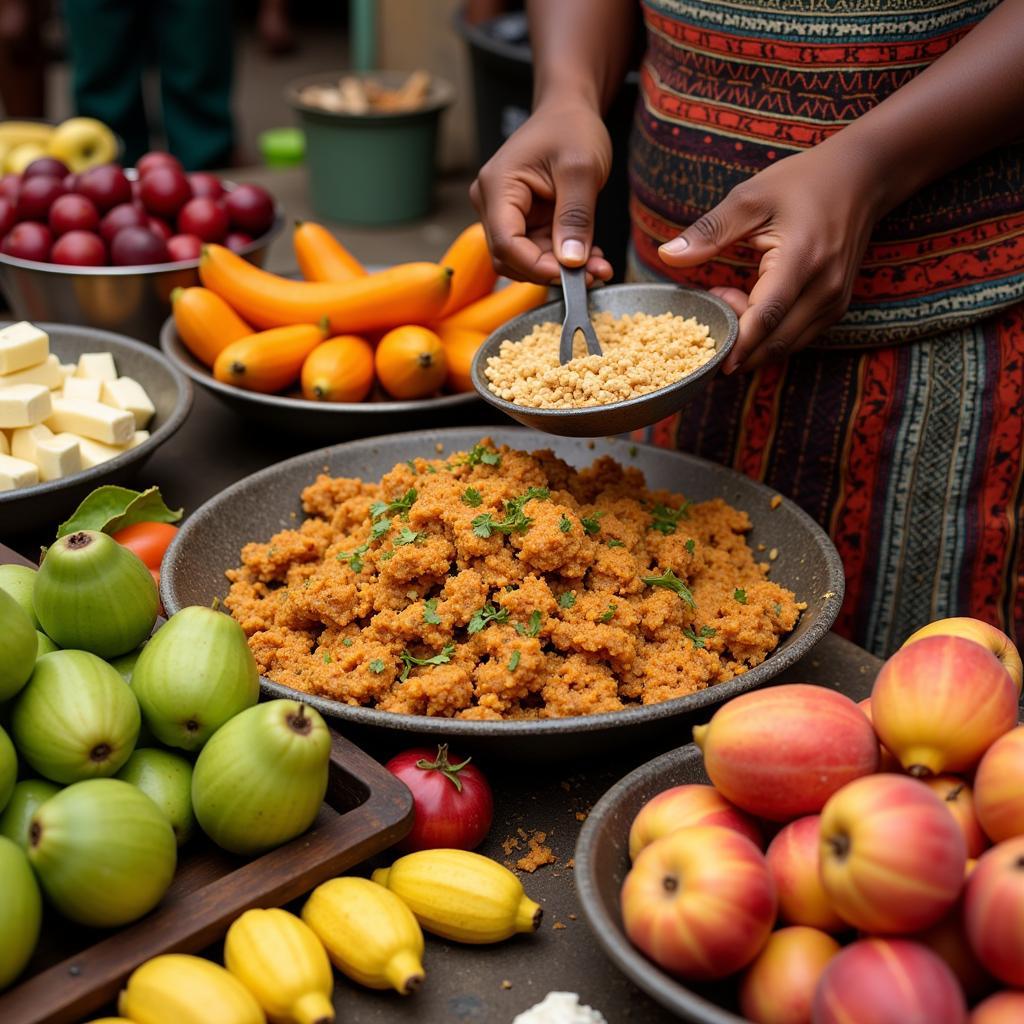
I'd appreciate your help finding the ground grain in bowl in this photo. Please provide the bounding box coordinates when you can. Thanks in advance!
[223,439,802,720]
[485,311,716,409]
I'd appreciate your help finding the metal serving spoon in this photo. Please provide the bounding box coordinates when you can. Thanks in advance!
[559,264,603,364]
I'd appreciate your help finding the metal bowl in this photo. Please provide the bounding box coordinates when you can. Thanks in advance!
[0,322,192,535]
[0,177,283,345]
[160,426,844,759]
[471,284,739,437]
[159,317,496,442]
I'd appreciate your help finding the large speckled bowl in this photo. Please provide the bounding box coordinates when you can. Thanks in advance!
[161,426,843,759]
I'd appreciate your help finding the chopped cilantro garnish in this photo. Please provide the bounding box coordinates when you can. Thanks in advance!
[558,591,576,609]
[559,515,572,534]
[426,464,437,474]
[514,610,542,638]
[369,659,385,674]
[508,650,521,672]
[405,459,417,473]
[472,504,532,538]
[607,539,624,548]
[399,644,455,681]
[370,488,417,522]
[380,550,395,561]
[773,602,783,616]
[684,625,717,649]
[423,598,441,625]
[599,603,618,623]
[650,501,692,535]
[322,650,332,663]
[468,603,510,634]
[734,588,748,605]
[462,487,482,508]
[581,511,604,535]
[684,538,696,554]
[371,518,392,540]
[462,443,501,467]
[642,569,696,609]
[342,637,354,647]
[393,525,424,547]
[336,542,370,573]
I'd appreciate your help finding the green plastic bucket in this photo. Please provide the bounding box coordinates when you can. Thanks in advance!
[286,71,454,226]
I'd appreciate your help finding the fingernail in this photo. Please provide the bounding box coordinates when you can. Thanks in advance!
[660,237,689,256]
[561,239,585,263]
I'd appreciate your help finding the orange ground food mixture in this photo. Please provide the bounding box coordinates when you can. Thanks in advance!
[224,440,802,720]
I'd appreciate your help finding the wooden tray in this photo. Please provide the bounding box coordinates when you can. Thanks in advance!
[0,543,414,1024]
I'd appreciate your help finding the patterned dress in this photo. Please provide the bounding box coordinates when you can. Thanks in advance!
[627,0,1024,656]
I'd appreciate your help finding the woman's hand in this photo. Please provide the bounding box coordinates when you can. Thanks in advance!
[470,98,615,284]
[659,141,888,374]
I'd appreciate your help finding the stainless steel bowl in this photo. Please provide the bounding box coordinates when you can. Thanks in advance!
[0,176,283,345]
[471,284,739,438]
[0,322,192,536]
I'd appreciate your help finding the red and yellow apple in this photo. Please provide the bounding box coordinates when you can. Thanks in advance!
[628,783,762,860]
[813,938,967,1024]
[922,776,990,858]
[692,684,879,822]
[902,617,1022,695]
[739,926,839,1024]
[620,825,777,980]
[871,636,1017,777]
[819,774,967,933]
[974,727,1024,843]
[970,991,1024,1024]
[964,836,1024,986]
[857,697,902,773]
[765,815,846,933]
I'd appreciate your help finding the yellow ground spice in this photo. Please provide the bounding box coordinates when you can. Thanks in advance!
[484,310,716,409]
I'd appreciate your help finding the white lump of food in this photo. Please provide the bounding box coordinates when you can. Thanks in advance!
[512,992,607,1024]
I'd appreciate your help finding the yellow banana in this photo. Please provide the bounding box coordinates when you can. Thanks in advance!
[301,876,425,995]
[118,954,265,1024]
[82,1019,134,1023]
[0,122,53,148]
[371,849,543,944]
[224,908,334,1024]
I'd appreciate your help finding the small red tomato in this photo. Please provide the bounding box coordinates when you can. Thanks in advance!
[111,521,179,570]
[386,744,494,852]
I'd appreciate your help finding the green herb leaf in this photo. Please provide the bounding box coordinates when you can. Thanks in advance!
[423,598,441,625]
[322,650,332,663]
[336,541,370,573]
[684,538,696,554]
[773,602,783,616]
[381,550,395,561]
[471,499,533,539]
[342,637,354,647]
[508,650,521,672]
[462,487,482,508]
[734,588,747,605]
[641,568,696,609]
[426,464,437,474]
[393,525,424,547]
[559,515,572,534]
[607,539,624,548]
[649,501,692,535]
[467,603,509,634]
[57,484,183,539]
[514,610,542,638]
[581,511,604,536]
[370,518,392,540]
[558,591,576,609]
[406,459,417,473]
[370,488,417,521]
[683,625,718,649]
[399,644,456,681]
[369,658,385,673]
[599,603,618,623]
[462,443,501,467]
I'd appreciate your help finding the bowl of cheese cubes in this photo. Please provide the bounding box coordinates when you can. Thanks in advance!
[0,319,192,534]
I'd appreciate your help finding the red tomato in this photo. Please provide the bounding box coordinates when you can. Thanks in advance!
[386,744,493,852]
[111,521,178,570]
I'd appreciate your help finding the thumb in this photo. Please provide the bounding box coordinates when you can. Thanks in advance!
[659,193,758,267]
[551,161,602,267]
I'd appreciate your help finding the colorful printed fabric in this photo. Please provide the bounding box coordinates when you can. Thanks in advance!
[630,0,1024,346]
[625,1,1024,655]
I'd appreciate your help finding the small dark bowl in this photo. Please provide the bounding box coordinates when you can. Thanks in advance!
[160,426,843,760]
[0,322,192,535]
[159,317,490,442]
[471,285,738,438]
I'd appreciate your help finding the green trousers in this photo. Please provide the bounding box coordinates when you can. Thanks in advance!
[64,0,234,171]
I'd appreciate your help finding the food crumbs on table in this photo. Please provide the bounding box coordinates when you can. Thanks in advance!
[568,913,577,921]
[516,830,557,873]
[574,811,587,822]
[770,494,782,509]
[502,836,521,857]
[757,542,766,551]
[502,979,513,990]
[566,858,574,869]
[485,311,715,409]
[553,922,567,930]
[769,547,779,561]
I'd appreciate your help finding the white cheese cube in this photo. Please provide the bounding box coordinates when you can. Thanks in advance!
[59,362,76,381]
[0,452,39,490]
[0,322,48,375]
[0,354,62,390]
[128,429,149,448]
[0,384,52,428]
[64,377,103,403]
[45,397,134,445]
[101,376,155,429]
[12,425,81,482]
[74,352,117,382]
[74,434,122,469]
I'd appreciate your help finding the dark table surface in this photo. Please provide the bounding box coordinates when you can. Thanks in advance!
[12,384,882,1024]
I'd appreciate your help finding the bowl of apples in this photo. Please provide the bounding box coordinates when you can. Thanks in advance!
[0,150,283,344]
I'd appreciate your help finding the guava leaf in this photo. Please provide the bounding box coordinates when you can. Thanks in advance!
[56,485,183,538]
